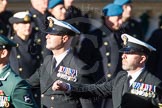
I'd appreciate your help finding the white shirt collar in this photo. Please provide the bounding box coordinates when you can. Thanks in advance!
[128,67,145,86]
[54,49,70,67]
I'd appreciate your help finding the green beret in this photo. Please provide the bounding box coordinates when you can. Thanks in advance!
[0,35,16,49]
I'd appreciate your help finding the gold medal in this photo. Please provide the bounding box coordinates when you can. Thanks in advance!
[4,101,10,108]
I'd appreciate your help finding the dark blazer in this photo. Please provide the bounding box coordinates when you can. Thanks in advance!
[9,34,42,79]
[70,69,162,108]
[77,25,122,81]
[120,18,143,40]
[28,50,100,108]
[28,7,52,60]
[147,28,162,80]
[0,10,13,36]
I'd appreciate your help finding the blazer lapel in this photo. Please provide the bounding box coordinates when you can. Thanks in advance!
[128,69,147,93]
[42,51,74,94]
[114,72,127,108]
[134,69,147,83]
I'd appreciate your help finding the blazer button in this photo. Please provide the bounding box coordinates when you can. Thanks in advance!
[41,94,44,98]
[51,96,54,100]
[34,93,38,97]
[107,74,111,78]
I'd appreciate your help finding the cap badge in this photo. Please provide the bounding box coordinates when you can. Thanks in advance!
[48,18,54,28]
[122,35,128,47]
[24,15,30,22]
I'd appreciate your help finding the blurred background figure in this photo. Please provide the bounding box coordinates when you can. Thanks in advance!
[29,0,52,63]
[139,9,158,41]
[29,0,49,30]
[9,11,42,107]
[74,3,124,108]
[146,14,162,81]
[0,0,13,36]
[48,0,66,21]
[139,10,150,39]
[64,0,84,34]
[64,0,82,20]
[114,0,143,40]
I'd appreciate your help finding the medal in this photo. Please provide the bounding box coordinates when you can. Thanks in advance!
[4,101,10,108]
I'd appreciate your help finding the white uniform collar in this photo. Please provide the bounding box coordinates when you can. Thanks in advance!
[54,49,70,67]
[128,67,145,86]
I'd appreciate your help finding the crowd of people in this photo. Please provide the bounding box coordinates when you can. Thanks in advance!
[0,0,162,108]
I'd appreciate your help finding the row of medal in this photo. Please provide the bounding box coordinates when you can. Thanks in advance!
[130,82,156,98]
[57,66,78,82]
[0,90,10,108]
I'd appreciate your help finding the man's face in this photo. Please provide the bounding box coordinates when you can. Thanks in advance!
[121,52,145,71]
[122,4,132,20]
[46,34,66,51]
[31,0,48,13]
[105,15,123,31]
[48,4,66,21]
[64,0,74,9]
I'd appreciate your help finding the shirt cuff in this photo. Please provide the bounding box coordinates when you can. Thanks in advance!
[66,83,71,91]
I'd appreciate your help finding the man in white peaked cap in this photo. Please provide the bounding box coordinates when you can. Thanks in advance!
[28,16,101,108]
[52,33,162,108]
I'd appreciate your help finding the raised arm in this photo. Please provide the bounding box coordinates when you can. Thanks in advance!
[52,80,113,98]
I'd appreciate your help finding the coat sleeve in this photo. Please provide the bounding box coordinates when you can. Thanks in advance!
[11,80,38,108]
[26,67,41,87]
[69,80,113,98]
[27,55,52,87]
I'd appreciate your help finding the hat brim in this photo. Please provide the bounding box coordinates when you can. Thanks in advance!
[119,46,150,54]
[42,27,61,35]
[9,17,30,24]
[41,25,76,36]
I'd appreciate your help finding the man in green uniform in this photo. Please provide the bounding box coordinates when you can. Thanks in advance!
[0,34,38,108]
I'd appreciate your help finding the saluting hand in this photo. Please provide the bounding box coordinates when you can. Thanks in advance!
[52,80,69,91]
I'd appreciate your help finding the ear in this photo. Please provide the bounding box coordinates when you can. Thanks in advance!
[0,49,8,58]
[62,35,70,43]
[139,55,147,64]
